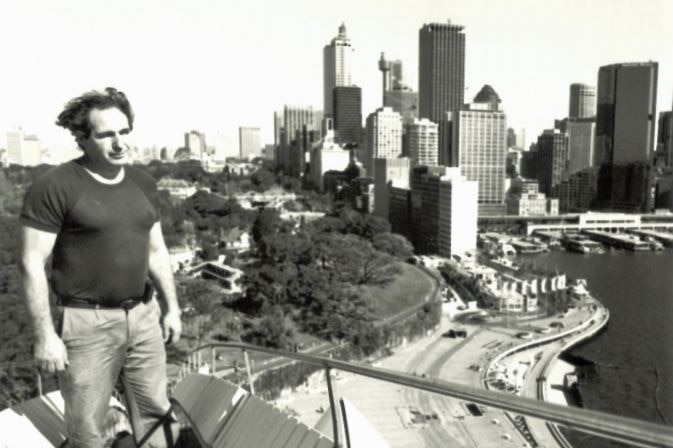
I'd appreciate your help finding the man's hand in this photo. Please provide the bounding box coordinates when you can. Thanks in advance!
[162,310,182,344]
[34,331,69,373]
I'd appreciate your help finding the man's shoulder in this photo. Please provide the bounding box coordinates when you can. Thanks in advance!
[29,160,84,190]
[125,165,157,188]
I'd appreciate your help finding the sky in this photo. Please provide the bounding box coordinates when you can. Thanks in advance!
[1,0,672,161]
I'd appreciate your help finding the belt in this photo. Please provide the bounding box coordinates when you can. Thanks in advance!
[57,283,154,311]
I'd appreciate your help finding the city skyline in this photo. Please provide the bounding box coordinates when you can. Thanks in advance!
[1,0,672,162]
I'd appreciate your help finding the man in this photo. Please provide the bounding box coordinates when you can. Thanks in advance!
[19,87,182,447]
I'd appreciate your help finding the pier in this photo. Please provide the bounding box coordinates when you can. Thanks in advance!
[627,229,673,247]
[582,230,651,251]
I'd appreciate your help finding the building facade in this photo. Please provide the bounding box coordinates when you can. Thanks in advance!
[365,107,403,174]
[323,23,354,118]
[310,130,351,191]
[418,21,465,124]
[373,157,410,219]
[238,127,261,159]
[569,83,596,119]
[5,129,42,166]
[333,86,362,147]
[443,86,508,215]
[536,129,568,196]
[408,118,438,167]
[566,118,595,175]
[594,62,658,212]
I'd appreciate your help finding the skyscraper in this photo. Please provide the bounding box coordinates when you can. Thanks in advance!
[657,111,672,166]
[569,83,596,119]
[595,62,657,165]
[365,107,403,174]
[283,106,317,144]
[6,129,42,166]
[373,157,410,219]
[566,118,595,175]
[443,85,507,215]
[333,86,362,147]
[239,127,261,159]
[184,130,206,160]
[408,118,438,167]
[594,62,658,212]
[273,110,284,147]
[409,166,477,257]
[324,23,354,118]
[536,129,569,196]
[418,21,465,124]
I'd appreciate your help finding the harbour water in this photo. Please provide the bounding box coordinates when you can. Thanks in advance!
[522,249,673,447]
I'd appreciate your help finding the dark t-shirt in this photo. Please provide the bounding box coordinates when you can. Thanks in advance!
[20,159,160,305]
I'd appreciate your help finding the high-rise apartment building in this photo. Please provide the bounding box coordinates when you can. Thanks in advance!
[418,21,465,124]
[409,166,477,257]
[443,85,507,215]
[569,83,596,119]
[284,106,317,144]
[536,129,569,196]
[238,127,261,159]
[594,62,658,212]
[365,107,403,174]
[274,111,284,147]
[184,130,206,160]
[324,23,354,118]
[566,118,595,175]
[373,157,410,219]
[408,118,438,167]
[6,129,42,166]
[333,86,362,147]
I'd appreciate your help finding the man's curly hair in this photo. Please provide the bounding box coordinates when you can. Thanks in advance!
[55,87,134,142]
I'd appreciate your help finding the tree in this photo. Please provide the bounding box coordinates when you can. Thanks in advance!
[250,169,276,192]
[372,232,414,259]
[251,208,282,251]
[241,307,295,349]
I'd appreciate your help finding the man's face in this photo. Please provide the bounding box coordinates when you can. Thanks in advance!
[78,107,132,167]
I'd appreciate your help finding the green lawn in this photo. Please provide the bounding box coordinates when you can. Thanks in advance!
[360,262,436,319]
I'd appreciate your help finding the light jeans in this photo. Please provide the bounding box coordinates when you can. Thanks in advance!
[57,299,172,447]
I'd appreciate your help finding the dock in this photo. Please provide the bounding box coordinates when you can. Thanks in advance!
[582,230,651,251]
[627,229,673,247]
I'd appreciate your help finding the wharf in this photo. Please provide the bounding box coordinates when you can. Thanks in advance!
[627,229,673,247]
[582,230,650,251]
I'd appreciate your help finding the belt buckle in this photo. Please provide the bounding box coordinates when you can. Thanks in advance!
[120,299,138,311]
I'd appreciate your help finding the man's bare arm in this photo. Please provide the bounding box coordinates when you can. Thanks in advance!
[148,222,182,343]
[20,226,69,372]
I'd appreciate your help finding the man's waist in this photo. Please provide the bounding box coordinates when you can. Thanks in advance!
[56,283,154,310]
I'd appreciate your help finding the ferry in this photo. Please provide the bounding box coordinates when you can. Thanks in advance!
[561,237,605,254]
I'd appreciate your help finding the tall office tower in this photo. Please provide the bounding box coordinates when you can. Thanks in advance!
[567,118,596,175]
[365,107,403,174]
[408,118,438,166]
[5,129,42,166]
[507,128,517,149]
[594,62,658,212]
[657,111,672,166]
[184,130,206,159]
[274,111,284,147]
[536,129,569,196]
[283,106,316,145]
[390,59,404,90]
[443,85,507,215]
[515,129,526,150]
[239,127,261,159]
[569,83,597,119]
[333,86,362,146]
[324,23,354,118]
[410,166,477,256]
[373,157,410,219]
[418,21,465,124]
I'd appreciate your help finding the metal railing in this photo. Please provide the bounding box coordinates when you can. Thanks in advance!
[3,342,673,448]
[185,341,673,448]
